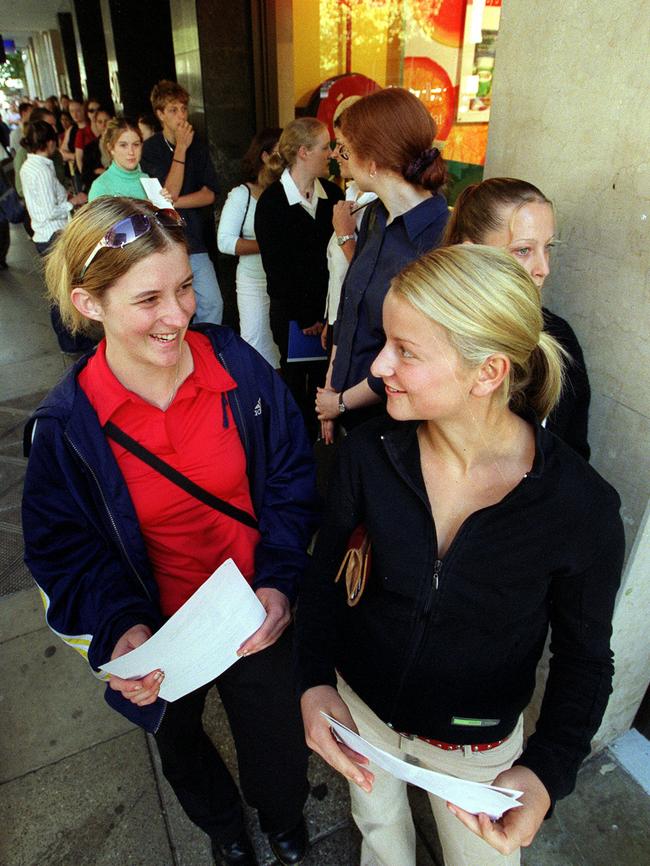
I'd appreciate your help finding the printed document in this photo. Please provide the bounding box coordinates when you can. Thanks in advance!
[140,176,174,210]
[322,713,523,819]
[100,559,266,701]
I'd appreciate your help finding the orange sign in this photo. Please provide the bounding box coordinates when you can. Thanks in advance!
[410,0,467,48]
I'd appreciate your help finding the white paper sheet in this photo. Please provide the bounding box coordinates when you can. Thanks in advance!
[322,713,523,820]
[140,176,173,210]
[100,559,266,701]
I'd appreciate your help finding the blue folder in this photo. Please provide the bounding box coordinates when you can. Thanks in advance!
[286,320,328,362]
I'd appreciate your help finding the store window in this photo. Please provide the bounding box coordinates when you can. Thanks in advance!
[293,0,502,202]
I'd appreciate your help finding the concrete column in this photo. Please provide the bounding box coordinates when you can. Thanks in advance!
[485,0,650,740]
[58,12,82,100]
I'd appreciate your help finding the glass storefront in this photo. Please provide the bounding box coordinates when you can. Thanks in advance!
[292,0,502,202]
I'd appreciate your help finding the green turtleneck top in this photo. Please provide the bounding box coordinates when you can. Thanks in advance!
[87,161,150,202]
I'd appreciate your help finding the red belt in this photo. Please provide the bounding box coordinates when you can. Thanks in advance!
[400,733,506,752]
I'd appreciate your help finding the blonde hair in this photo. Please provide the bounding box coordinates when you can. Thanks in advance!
[45,197,188,336]
[260,117,327,186]
[390,245,566,420]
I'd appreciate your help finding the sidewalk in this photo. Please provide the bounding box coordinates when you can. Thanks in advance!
[1,224,649,866]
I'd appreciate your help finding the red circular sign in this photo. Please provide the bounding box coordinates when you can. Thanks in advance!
[312,73,381,138]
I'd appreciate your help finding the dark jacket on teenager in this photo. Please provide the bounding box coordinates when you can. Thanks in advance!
[22,325,319,733]
[542,308,591,460]
[295,413,624,806]
[255,177,343,355]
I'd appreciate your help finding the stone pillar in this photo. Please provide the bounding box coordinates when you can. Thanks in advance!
[72,0,113,107]
[485,0,650,742]
[58,13,82,100]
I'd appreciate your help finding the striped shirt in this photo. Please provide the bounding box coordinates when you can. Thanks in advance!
[20,154,72,243]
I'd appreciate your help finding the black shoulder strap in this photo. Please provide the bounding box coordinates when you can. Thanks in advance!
[238,183,252,237]
[104,421,259,530]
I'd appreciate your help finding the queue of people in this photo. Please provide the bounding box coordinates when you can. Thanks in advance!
[17,79,623,866]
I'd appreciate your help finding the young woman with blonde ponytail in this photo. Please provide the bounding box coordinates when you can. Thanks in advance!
[255,117,343,428]
[296,245,623,866]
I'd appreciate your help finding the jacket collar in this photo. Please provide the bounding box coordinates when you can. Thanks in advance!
[371,192,448,242]
[380,408,548,489]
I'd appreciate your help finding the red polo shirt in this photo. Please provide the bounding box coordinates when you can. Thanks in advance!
[79,331,260,616]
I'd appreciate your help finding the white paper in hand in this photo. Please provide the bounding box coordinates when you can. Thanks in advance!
[322,713,523,820]
[140,176,173,210]
[100,559,266,701]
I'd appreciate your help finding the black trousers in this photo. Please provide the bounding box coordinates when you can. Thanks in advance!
[0,219,9,265]
[153,627,309,845]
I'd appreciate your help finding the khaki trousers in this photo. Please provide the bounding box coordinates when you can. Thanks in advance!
[338,677,523,866]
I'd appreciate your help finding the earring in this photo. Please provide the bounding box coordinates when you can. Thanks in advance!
[369,168,376,178]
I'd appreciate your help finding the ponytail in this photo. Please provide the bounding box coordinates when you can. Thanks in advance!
[404,146,447,192]
[442,183,479,245]
[259,150,286,188]
[510,331,567,421]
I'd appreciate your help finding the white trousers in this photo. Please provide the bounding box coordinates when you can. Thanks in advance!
[236,274,280,369]
[338,678,523,866]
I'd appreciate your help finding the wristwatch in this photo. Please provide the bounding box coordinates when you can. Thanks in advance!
[338,392,347,415]
[336,234,355,246]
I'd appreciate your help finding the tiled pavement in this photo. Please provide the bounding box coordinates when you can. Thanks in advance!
[1,225,649,866]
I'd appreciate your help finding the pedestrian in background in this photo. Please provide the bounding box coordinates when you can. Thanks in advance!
[217,127,282,368]
[142,80,223,325]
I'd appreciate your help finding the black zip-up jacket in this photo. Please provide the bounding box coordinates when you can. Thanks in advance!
[295,415,624,805]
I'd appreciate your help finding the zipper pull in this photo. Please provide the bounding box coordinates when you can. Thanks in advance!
[433,559,442,590]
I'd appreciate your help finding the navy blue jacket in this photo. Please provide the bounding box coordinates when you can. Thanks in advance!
[332,193,449,394]
[22,325,319,732]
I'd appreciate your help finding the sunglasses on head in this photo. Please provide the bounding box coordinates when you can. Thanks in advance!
[78,207,186,281]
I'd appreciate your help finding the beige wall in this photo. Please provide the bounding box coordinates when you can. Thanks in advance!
[486,0,650,742]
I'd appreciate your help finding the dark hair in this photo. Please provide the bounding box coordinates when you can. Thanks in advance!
[137,113,159,132]
[29,108,55,125]
[21,120,58,153]
[339,88,447,192]
[18,102,32,117]
[443,178,552,246]
[150,80,189,114]
[241,127,283,183]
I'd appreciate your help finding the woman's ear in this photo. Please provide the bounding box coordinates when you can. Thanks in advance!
[471,354,510,397]
[70,287,104,323]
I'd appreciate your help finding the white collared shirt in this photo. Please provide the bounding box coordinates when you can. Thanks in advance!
[324,182,378,323]
[279,167,327,219]
[20,154,72,243]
